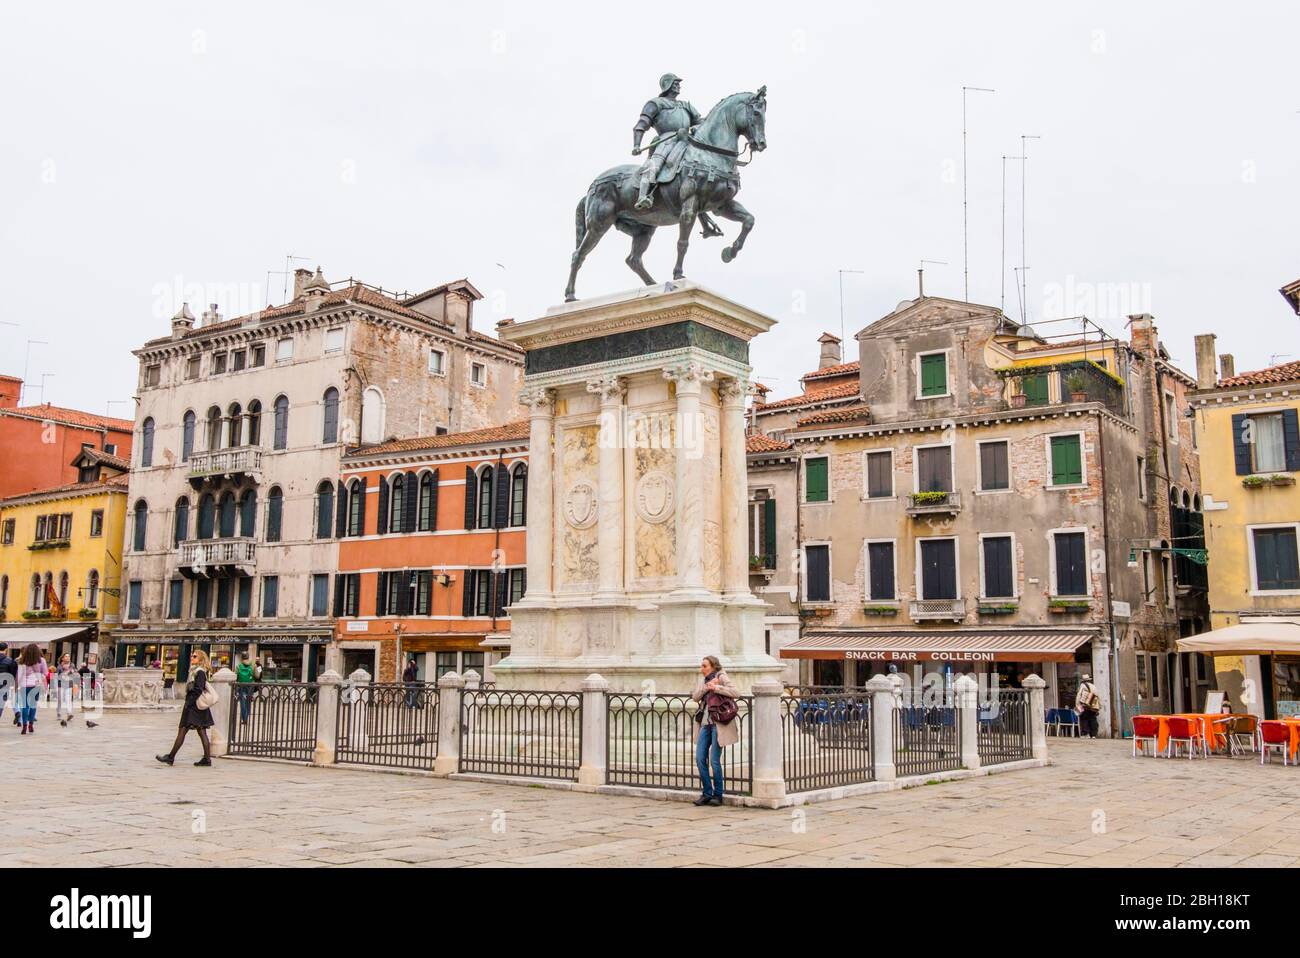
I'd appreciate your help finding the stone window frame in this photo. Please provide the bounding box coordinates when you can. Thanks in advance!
[977,531,1019,601]
[911,440,955,495]
[275,337,294,364]
[1047,525,1091,599]
[1163,389,1179,444]
[914,348,952,400]
[862,537,898,604]
[428,348,447,377]
[974,437,1013,494]
[914,534,961,602]
[1246,522,1300,597]
[469,359,488,388]
[1043,429,1088,489]
[861,447,896,501]
[323,326,346,355]
[800,540,833,604]
[801,454,831,505]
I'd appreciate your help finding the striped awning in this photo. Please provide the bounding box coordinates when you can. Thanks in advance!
[782,629,1097,663]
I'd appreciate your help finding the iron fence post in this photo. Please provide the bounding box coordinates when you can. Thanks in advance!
[1023,674,1048,760]
[751,679,786,801]
[209,667,236,758]
[865,675,896,781]
[955,672,980,770]
[314,669,342,765]
[434,671,463,775]
[578,673,609,786]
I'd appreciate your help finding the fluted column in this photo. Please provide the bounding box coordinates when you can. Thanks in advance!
[665,361,713,594]
[718,377,750,598]
[586,375,627,600]
[519,387,556,599]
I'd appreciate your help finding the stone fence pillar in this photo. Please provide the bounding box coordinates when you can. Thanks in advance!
[578,673,609,786]
[463,669,481,691]
[209,668,236,757]
[434,671,463,776]
[750,679,786,802]
[955,672,980,770]
[865,675,896,781]
[314,670,342,766]
[1023,674,1048,760]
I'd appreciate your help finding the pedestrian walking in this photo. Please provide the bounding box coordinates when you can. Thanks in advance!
[235,652,255,724]
[53,653,76,724]
[0,643,16,726]
[402,657,420,708]
[691,655,740,807]
[16,644,47,735]
[155,649,216,766]
[1075,673,1101,739]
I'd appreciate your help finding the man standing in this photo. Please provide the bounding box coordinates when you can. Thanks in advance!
[0,643,15,725]
[1075,673,1101,738]
[632,73,723,237]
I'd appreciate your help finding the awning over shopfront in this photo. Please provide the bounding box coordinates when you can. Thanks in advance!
[113,630,333,646]
[1176,621,1300,656]
[781,629,1097,663]
[0,625,92,647]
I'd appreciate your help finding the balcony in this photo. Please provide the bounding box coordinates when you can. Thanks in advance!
[909,599,965,621]
[187,446,263,489]
[177,537,257,578]
[905,490,961,517]
[1000,360,1126,417]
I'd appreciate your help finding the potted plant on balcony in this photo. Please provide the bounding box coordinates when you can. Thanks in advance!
[78,607,98,620]
[1009,391,1028,408]
[749,554,768,572]
[863,605,898,616]
[910,490,950,506]
[1048,598,1091,613]
[1065,371,1089,403]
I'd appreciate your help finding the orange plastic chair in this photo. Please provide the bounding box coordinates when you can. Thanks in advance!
[1230,715,1258,756]
[1131,715,1159,758]
[1259,720,1290,766]
[1165,716,1201,759]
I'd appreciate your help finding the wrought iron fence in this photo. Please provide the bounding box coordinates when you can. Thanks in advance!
[893,686,961,777]
[459,689,582,780]
[605,693,753,796]
[229,682,319,762]
[781,691,873,792]
[978,689,1032,765]
[783,684,849,698]
[336,681,439,770]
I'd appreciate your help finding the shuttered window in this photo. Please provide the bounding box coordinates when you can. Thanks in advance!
[311,574,329,616]
[237,577,252,618]
[866,542,895,601]
[261,576,278,617]
[865,451,893,498]
[916,446,953,493]
[265,488,283,542]
[1053,532,1087,596]
[1021,373,1049,405]
[920,352,948,397]
[805,458,829,502]
[979,441,1009,491]
[805,545,831,602]
[1049,434,1083,486]
[1253,527,1300,591]
[919,539,957,600]
[982,536,1015,598]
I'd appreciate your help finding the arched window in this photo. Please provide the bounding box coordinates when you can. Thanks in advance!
[197,493,215,539]
[182,410,196,461]
[322,387,339,444]
[218,492,237,538]
[266,486,284,542]
[347,479,363,536]
[29,574,41,610]
[227,403,243,448]
[132,500,148,552]
[418,472,436,531]
[0,574,7,611]
[1182,490,1191,509]
[206,405,222,451]
[58,571,69,609]
[510,463,527,527]
[239,490,257,537]
[41,573,53,609]
[1193,493,1202,512]
[273,396,289,450]
[140,417,155,467]
[173,497,190,547]
[389,474,405,532]
[247,400,262,447]
[316,481,335,539]
[85,570,100,610]
[361,386,385,444]
[477,466,494,529]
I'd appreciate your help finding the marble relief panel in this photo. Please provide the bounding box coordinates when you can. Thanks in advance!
[559,422,600,587]
[702,405,723,592]
[632,410,676,583]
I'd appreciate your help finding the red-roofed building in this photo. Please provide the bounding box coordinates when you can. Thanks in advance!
[0,377,135,499]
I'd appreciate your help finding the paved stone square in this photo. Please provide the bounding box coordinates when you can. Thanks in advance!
[3,710,1300,867]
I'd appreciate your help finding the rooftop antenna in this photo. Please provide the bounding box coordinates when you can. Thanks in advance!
[1020,135,1041,323]
[269,254,313,304]
[1001,154,1025,313]
[838,268,865,352]
[21,339,47,404]
[961,86,995,302]
[919,259,948,299]
[1270,353,1293,366]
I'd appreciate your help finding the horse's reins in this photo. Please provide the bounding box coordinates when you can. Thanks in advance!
[633,127,757,167]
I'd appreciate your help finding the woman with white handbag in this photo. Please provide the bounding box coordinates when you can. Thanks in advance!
[156,649,218,767]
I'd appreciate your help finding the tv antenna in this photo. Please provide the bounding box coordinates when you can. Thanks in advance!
[1019,135,1041,322]
[1001,154,1025,313]
[837,269,865,348]
[961,86,995,302]
[918,259,948,298]
[265,253,313,306]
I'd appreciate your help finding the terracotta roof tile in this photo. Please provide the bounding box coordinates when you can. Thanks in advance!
[74,448,130,472]
[746,434,793,454]
[470,329,524,354]
[757,380,860,410]
[801,360,860,382]
[3,404,134,432]
[0,474,129,505]
[1218,359,1300,388]
[796,403,872,427]
[347,420,529,458]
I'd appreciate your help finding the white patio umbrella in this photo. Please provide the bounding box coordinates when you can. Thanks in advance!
[1176,621,1300,655]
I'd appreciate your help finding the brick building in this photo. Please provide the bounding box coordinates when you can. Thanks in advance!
[0,375,134,499]
[335,421,528,681]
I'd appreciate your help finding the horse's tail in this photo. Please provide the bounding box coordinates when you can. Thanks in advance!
[574,196,587,248]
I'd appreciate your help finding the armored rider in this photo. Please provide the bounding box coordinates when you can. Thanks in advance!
[632,73,723,237]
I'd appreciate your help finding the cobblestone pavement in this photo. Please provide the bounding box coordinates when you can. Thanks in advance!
[4,710,1300,867]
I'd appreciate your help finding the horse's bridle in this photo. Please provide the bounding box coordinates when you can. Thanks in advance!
[688,93,764,166]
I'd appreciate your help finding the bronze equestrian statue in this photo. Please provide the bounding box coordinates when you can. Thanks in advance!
[565,79,766,302]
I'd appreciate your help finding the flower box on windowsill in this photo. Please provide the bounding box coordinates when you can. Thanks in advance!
[28,539,71,551]
[77,608,98,620]
[863,605,899,616]
[978,603,1019,615]
[1048,599,1090,614]
[799,606,834,618]
[1242,474,1295,489]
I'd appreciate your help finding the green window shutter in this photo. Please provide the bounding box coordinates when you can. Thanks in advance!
[763,498,777,565]
[805,458,828,502]
[1051,435,1082,485]
[920,353,947,397]
[1023,373,1049,405]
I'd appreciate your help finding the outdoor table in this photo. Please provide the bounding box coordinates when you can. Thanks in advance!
[1152,713,1242,754]
[1279,718,1300,761]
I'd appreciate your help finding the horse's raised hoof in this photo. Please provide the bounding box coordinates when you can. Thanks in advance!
[721,247,736,263]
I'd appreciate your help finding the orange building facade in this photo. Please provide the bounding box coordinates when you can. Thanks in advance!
[334,421,528,682]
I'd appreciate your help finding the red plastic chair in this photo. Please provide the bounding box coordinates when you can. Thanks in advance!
[1230,715,1258,756]
[1165,716,1201,759]
[1131,715,1159,758]
[1259,721,1291,766]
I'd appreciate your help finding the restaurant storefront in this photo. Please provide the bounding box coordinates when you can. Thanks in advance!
[0,623,99,667]
[114,629,332,688]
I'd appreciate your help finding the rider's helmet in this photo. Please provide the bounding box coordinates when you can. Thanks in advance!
[659,73,683,95]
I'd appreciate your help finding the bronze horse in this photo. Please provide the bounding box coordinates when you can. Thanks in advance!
[565,88,767,302]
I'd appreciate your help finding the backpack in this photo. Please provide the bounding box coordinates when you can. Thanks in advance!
[236,662,254,683]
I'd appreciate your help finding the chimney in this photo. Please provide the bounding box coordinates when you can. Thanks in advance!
[817,332,843,369]
[200,303,222,327]
[171,302,196,339]
[1193,334,1217,388]
[1220,354,1236,381]
[303,267,329,313]
[1128,313,1156,353]
[293,267,312,300]
[0,376,20,409]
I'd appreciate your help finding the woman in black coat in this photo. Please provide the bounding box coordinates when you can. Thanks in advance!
[156,649,215,767]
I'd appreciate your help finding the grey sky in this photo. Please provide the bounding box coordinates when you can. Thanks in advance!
[1,1,1296,414]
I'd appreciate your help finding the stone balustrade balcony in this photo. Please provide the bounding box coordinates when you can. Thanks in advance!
[905,490,961,517]
[909,598,966,622]
[177,537,257,577]
[187,446,264,488]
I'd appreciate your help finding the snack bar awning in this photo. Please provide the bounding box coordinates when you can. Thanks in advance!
[781,629,1097,663]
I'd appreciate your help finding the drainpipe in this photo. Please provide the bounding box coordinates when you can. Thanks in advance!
[1096,413,1119,736]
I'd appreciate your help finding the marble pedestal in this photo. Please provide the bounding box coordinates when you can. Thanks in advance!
[101,667,165,708]
[493,282,785,694]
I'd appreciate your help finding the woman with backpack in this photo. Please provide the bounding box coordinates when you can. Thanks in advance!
[156,649,216,766]
[691,655,739,807]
